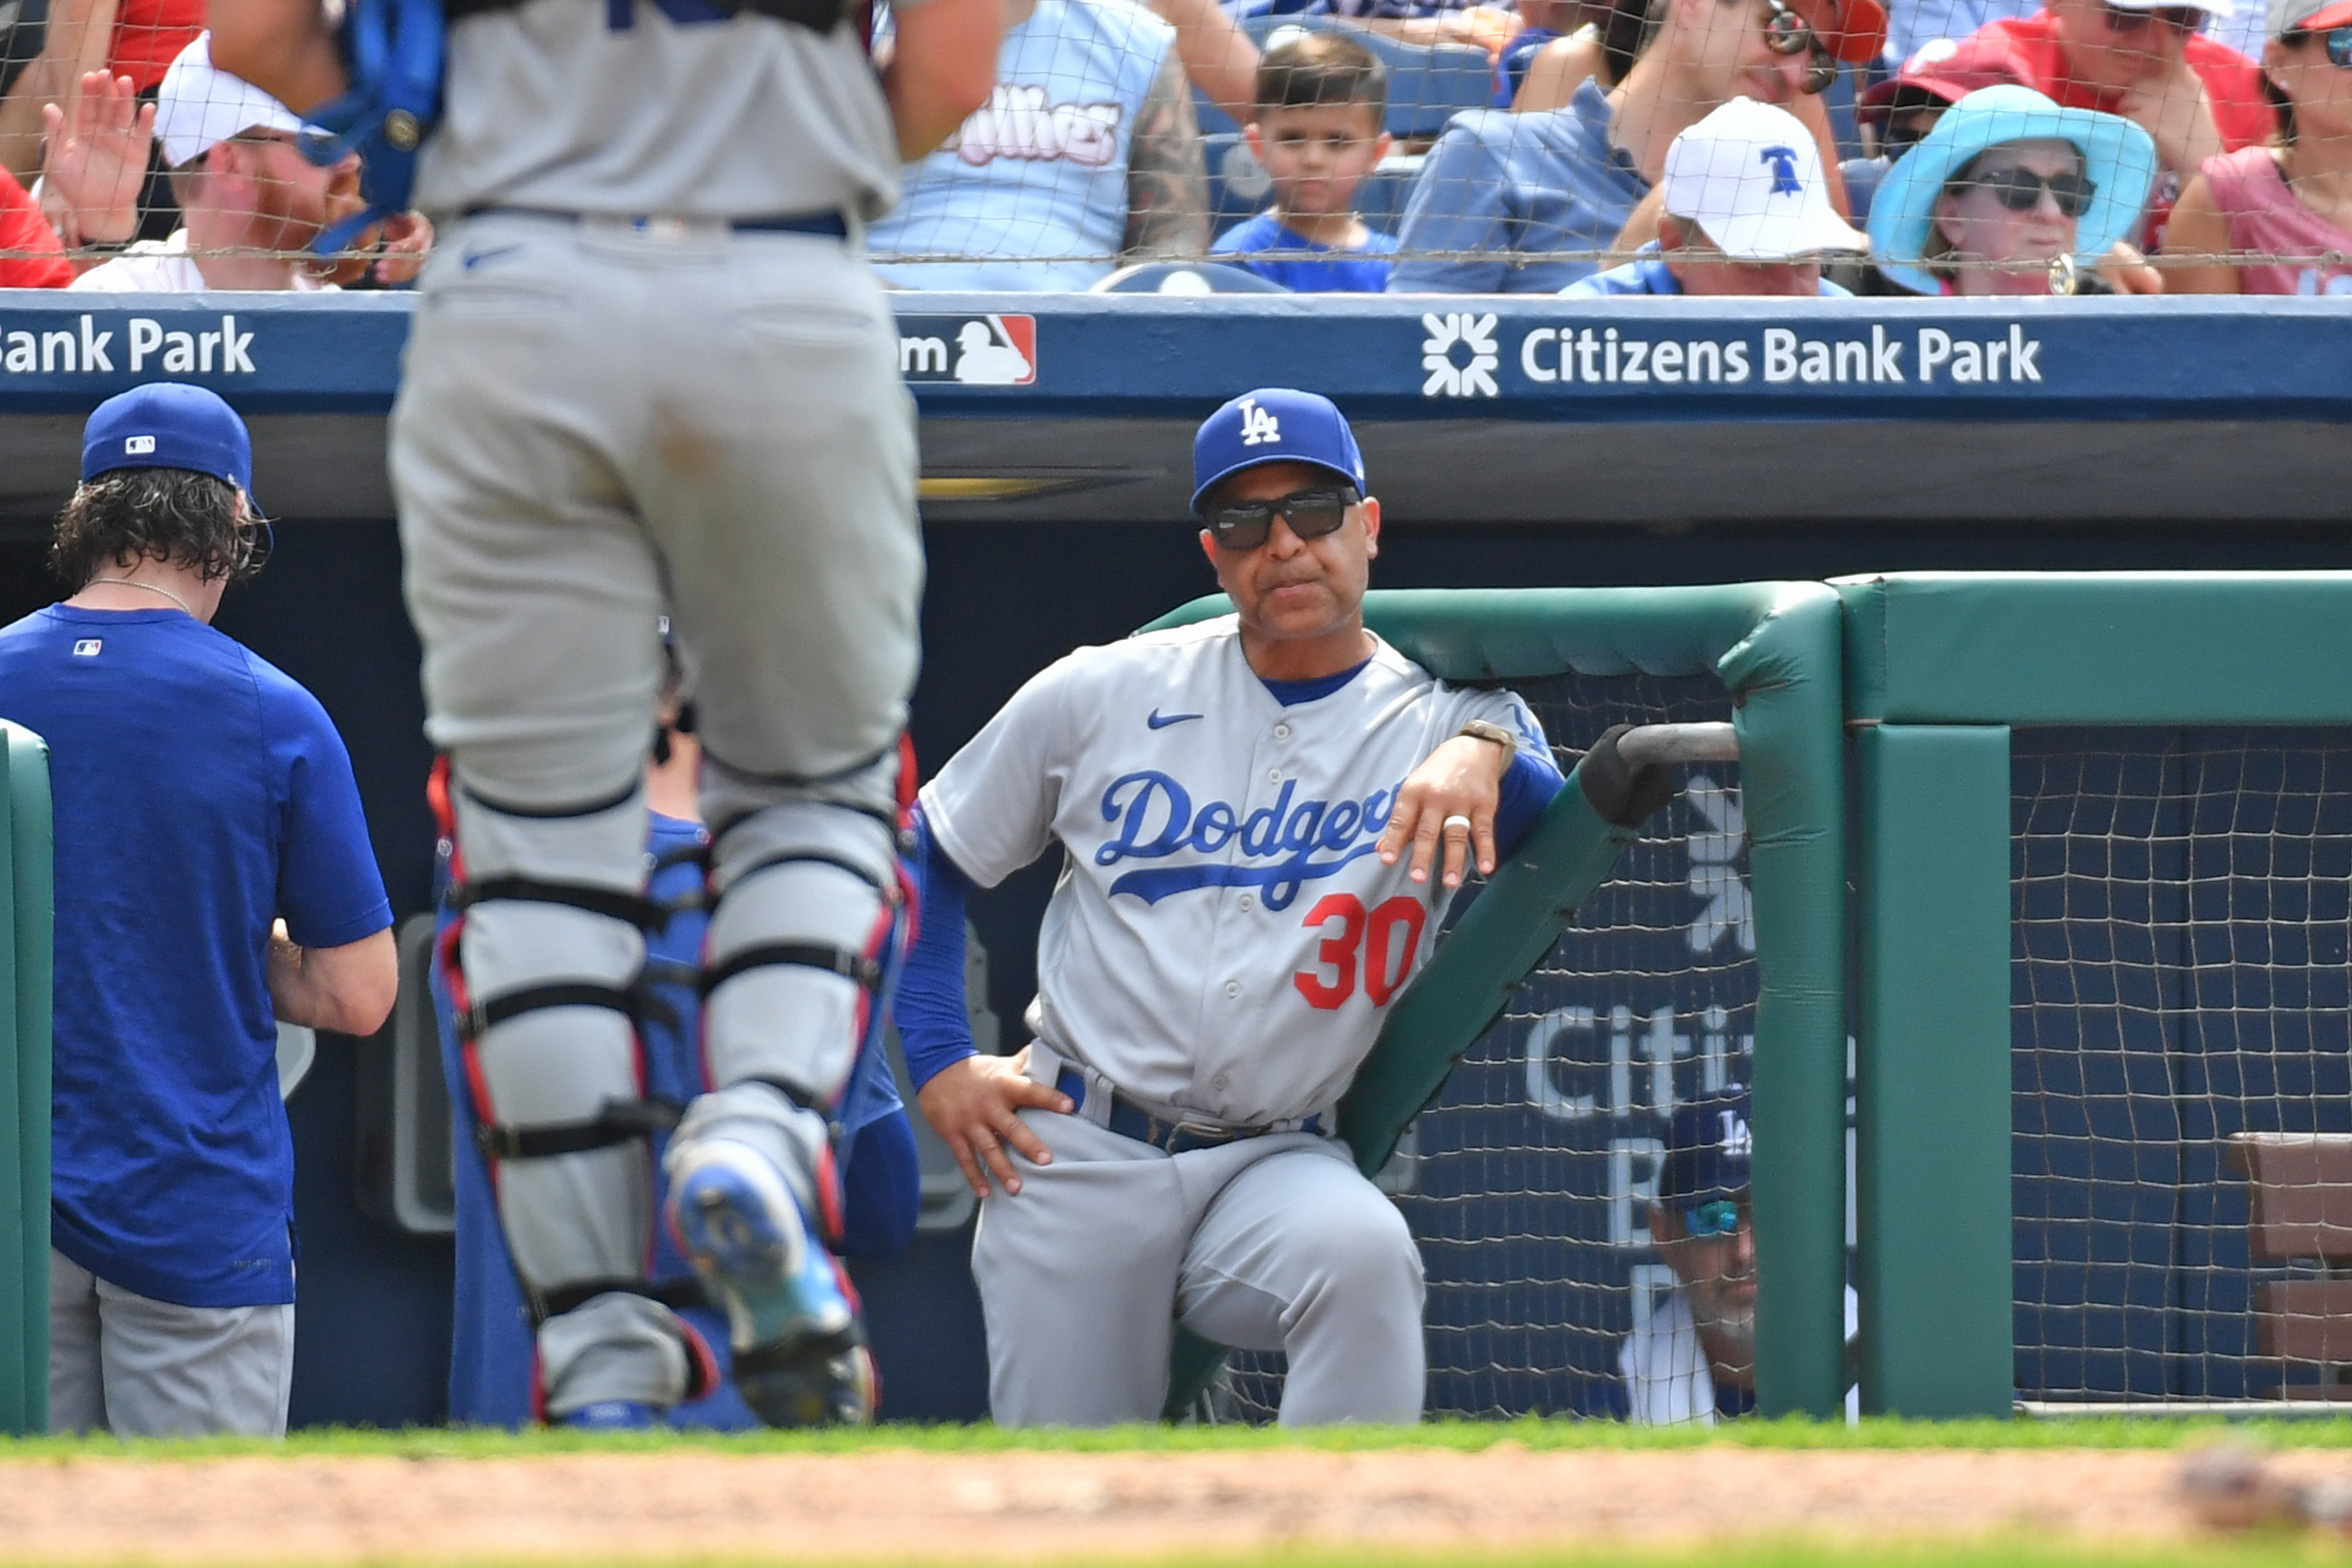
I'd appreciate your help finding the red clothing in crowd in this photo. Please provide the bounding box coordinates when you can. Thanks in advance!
[0,169,75,289]
[1919,13,2270,240]
[108,0,207,94]
[1962,12,2272,147]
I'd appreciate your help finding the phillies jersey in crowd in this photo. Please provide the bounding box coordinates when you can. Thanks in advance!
[869,0,1173,290]
[917,615,1555,1126]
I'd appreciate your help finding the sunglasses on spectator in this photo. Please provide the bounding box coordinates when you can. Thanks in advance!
[1965,166,2098,218]
[1761,0,1840,95]
[2101,2,2204,32]
[2298,22,2352,64]
[1201,487,1361,551]
[1680,1199,1749,1238]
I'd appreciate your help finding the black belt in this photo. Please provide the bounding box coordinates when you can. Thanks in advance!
[463,207,848,239]
[1056,1068,1321,1157]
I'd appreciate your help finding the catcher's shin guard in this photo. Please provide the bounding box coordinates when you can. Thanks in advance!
[659,743,915,1426]
[433,759,714,1420]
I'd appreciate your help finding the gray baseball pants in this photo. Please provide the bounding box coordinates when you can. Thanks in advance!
[971,1045,1427,1426]
[391,213,920,1417]
[49,1251,294,1438]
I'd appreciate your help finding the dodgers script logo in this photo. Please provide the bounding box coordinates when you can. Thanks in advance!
[1093,772,1397,910]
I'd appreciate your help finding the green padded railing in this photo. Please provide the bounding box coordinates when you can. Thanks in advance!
[0,724,50,1435]
[1138,586,1846,1421]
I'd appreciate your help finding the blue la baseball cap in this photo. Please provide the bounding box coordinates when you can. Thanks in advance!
[1190,388,1366,513]
[1661,1086,1753,1208]
[81,382,256,504]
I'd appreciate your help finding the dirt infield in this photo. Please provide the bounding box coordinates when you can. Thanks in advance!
[0,1444,2336,1564]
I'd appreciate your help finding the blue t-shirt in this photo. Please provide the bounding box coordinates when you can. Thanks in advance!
[1560,241,1855,297]
[1389,76,1647,294]
[0,605,390,1308]
[1211,211,1398,293]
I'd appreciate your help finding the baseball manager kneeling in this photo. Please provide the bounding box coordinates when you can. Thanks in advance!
[897,389,1565,1426]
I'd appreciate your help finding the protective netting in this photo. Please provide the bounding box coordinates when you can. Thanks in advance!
[1,0,2346,294]
[1210,670,1761,1422]
[2014,727,2352,1405]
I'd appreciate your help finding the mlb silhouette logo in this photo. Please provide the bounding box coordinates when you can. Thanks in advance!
[894,314,1037,386]
[73,640,101,657]
[123,435,156,455]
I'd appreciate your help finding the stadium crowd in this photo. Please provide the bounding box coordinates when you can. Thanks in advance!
[0,0,2343,293]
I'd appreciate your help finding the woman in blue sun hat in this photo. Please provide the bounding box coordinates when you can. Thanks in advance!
[1867,84,2161,296]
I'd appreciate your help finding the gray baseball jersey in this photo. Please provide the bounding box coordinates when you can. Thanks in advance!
[416,0,915,220]
[919,615,1546,1127]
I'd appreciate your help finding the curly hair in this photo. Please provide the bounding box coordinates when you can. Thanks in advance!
[50,468,268,592]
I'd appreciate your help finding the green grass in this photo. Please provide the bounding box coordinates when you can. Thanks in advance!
[2,1413,2352,1459]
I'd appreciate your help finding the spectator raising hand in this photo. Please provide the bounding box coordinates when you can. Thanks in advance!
[39,69,155,250]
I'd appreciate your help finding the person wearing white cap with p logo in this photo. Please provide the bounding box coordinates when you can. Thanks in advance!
[1562,97,1868,295]
[69,32,359,292]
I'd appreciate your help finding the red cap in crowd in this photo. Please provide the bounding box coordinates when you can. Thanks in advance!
[1787,0,1891,61]
[1858,33,2024,126]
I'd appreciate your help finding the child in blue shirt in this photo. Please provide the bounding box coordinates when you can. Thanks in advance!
[1211,31,1399,293]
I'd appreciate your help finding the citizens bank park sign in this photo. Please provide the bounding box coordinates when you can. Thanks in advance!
[0,297,2341,418]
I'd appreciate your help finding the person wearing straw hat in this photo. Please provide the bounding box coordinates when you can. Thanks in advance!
[2163,0,2352,293]
[1866,82,2160,294]
[1562,96,1867,294]
[1877,0,2267,233]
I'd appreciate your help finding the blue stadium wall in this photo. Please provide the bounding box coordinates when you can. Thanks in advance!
[1,291,2349,1425]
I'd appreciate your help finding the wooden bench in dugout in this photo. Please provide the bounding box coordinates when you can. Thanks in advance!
[2231,1132,2352,1399]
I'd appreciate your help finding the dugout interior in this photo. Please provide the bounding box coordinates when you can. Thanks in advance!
[0,294,2349,1425]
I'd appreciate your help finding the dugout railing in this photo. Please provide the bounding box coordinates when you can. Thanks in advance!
[1846,573,2352,1417]
[0,724,50,1435]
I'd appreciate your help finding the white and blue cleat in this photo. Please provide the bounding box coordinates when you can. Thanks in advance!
[559,1399,661,1430]
[664,1139,875,1428]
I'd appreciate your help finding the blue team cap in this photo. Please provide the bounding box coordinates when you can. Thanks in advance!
[1190,388,1367,513]
[1661,1086,1753,1207]
[81,382,256,504]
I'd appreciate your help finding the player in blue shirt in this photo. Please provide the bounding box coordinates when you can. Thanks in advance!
[0,384,396,1438]
[1211,32,1401,293]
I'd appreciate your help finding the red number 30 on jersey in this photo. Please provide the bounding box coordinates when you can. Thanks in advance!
[1294,893,1428,1010]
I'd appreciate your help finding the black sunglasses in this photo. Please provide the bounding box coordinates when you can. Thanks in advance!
[1762,0,1839,95]
[1201,487,1360,551]
[1965,166,2098,219]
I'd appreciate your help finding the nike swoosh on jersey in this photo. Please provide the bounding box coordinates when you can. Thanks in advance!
[1146,709,1204,729]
